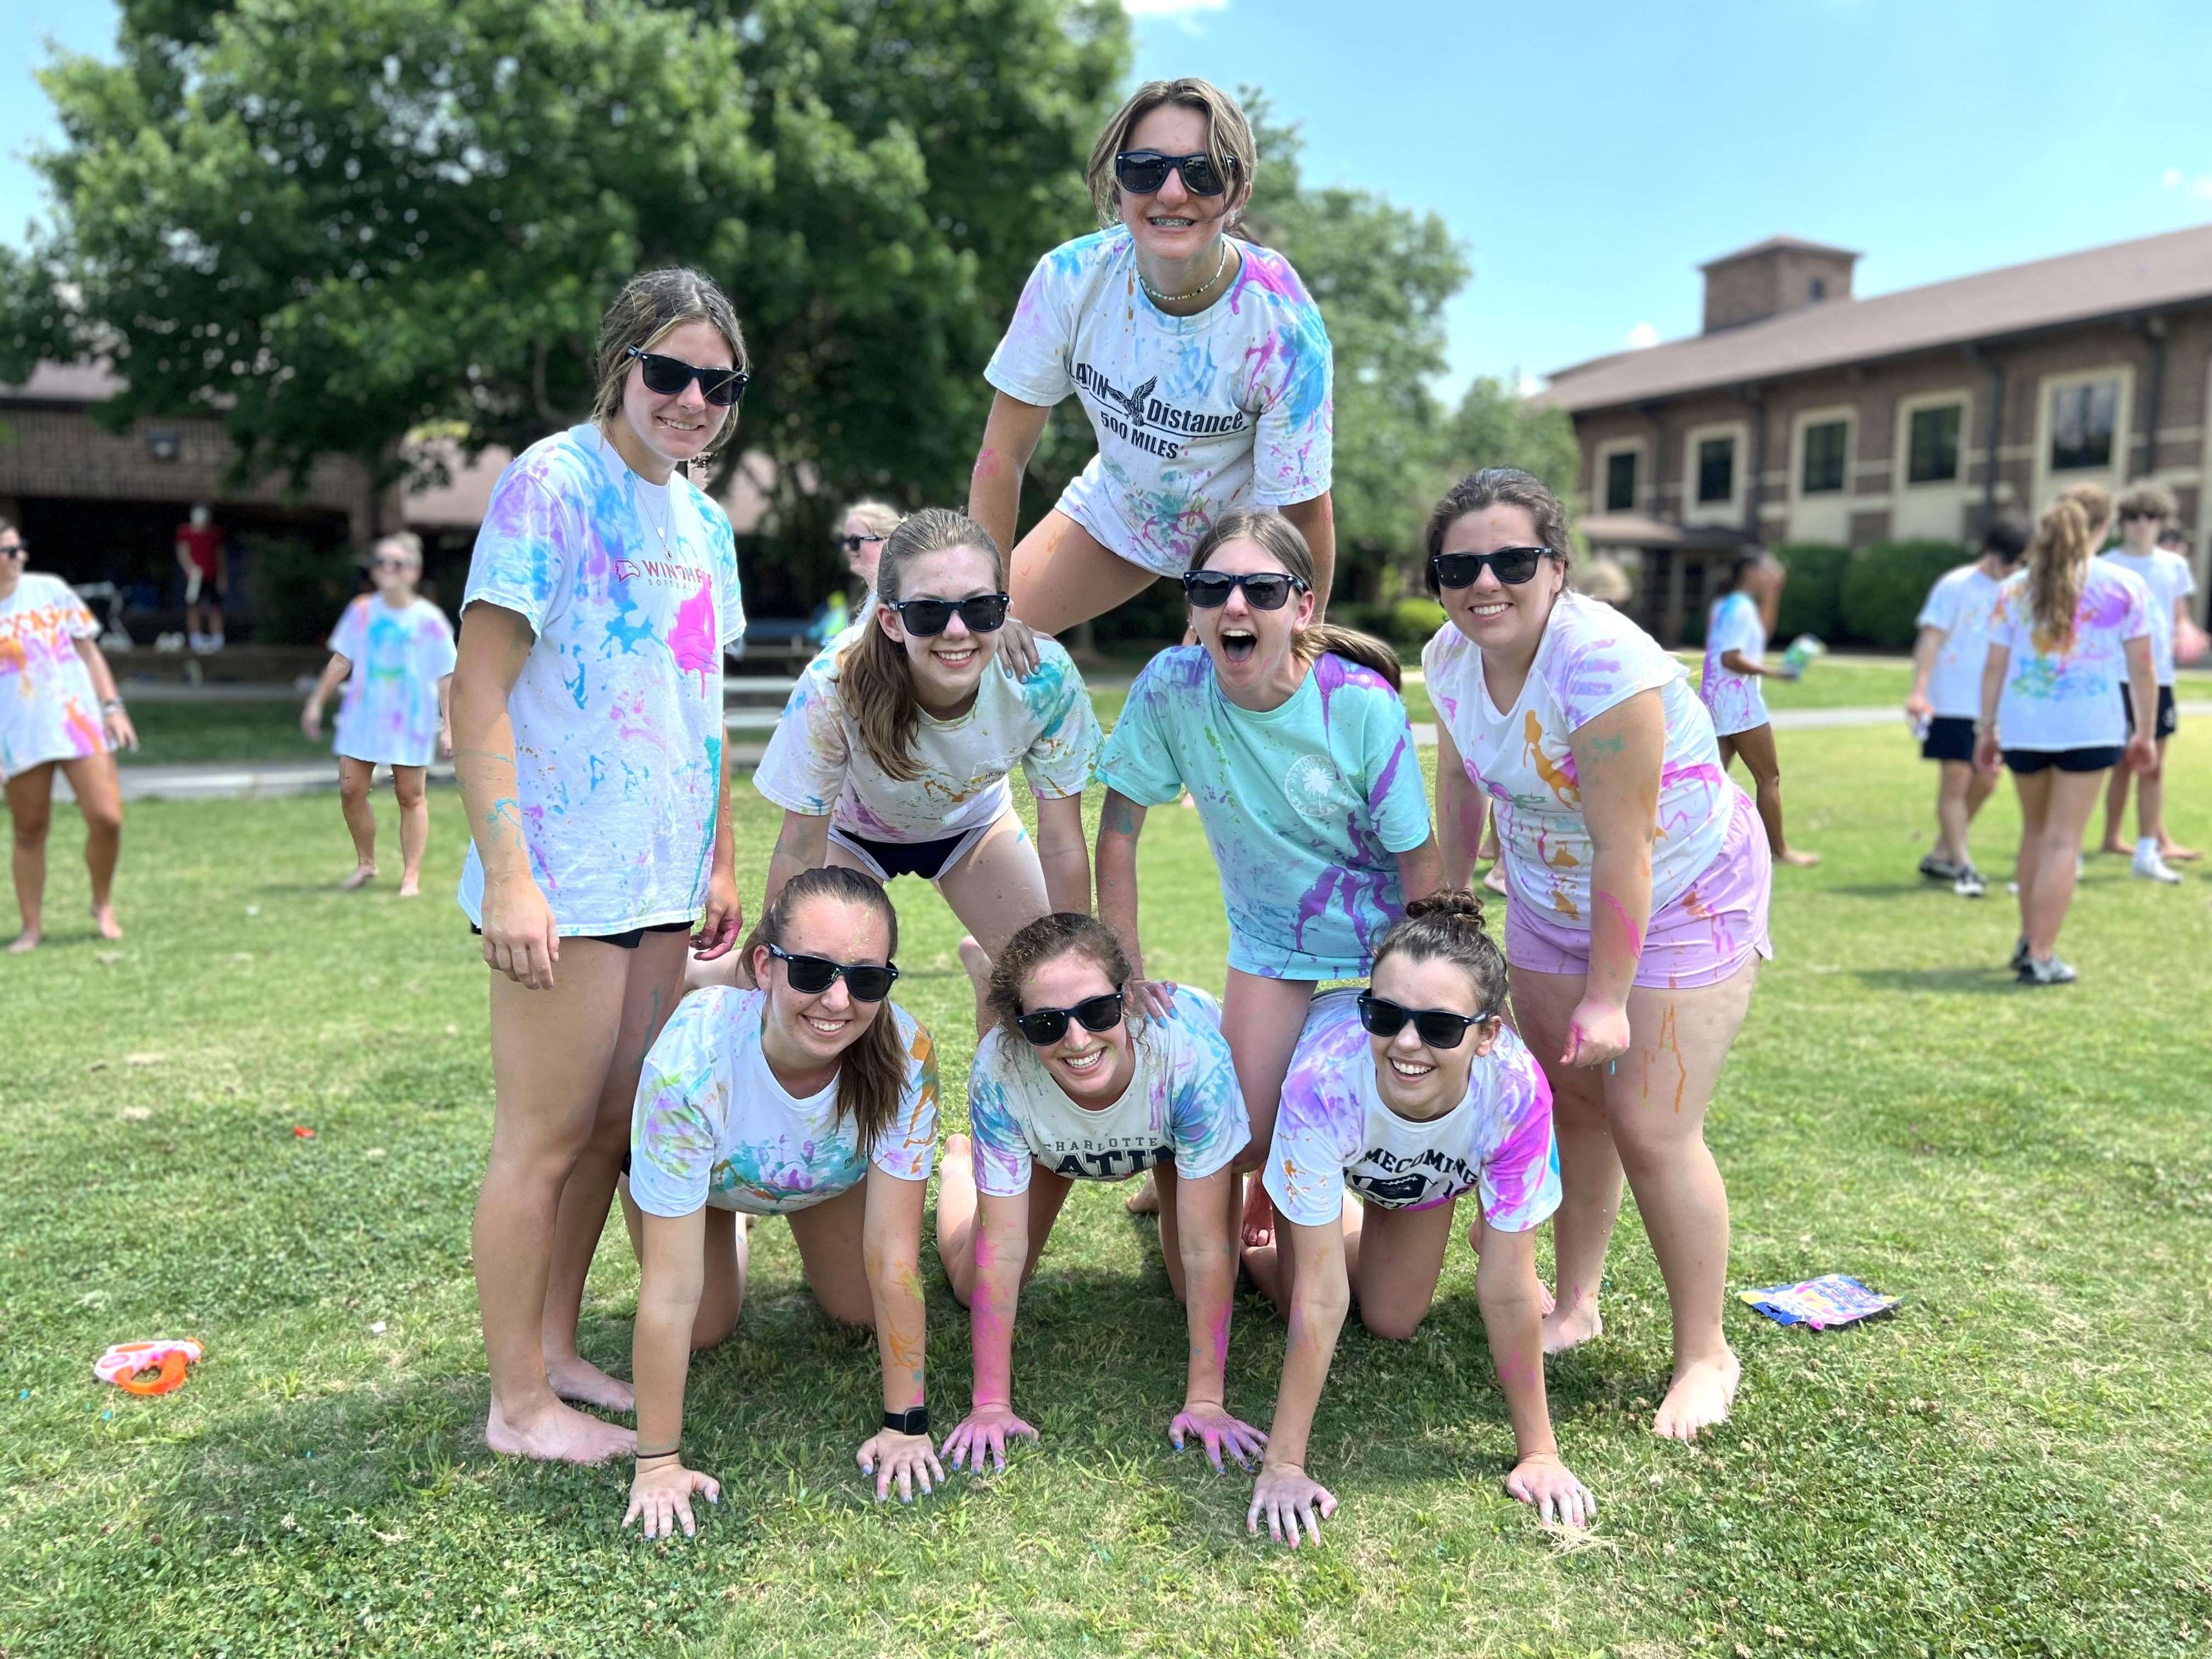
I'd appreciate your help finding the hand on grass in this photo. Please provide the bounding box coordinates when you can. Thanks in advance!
[857,1429,945,1504]
[940,1404,1037,1472]
[1170,1402,1267,1471]
[1248,1462,1335,1549]
[1505,1451,1596,1528]
[623,1460,719,1540]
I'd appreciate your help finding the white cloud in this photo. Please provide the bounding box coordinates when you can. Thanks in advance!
[2160,166,2212,198]
[1626,321,1660,351]
[1122,0,1229,13]
[2164,167,2183,189]
[1515,370,1543,398]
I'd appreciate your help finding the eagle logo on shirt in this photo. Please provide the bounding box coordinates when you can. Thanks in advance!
[1102,374,1158,432]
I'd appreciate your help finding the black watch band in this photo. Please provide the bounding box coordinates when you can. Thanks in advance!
[882,1404,928,1436]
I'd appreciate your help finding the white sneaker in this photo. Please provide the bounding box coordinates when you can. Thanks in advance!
[2134,849,2183,884]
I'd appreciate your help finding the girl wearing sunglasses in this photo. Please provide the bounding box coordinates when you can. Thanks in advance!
[751,509,1101,1012]
[299,532,456,897]
[934,912,1260,1474]
[450,268,749,1466]
[968,77,1335,640]
[1245,890,1590,1547]
[1097,510,1440,1255]
[0,517,135,952]
[620,868,942,1537]
[1421,469,1769,1444]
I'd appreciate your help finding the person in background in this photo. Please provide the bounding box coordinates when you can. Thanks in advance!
[2096,484,2197,879]
[1699,551,1818,867]
[1575,556,1634,609]
[0,518,136,950]
[838,500,900,605]
[174,503,227,653]
[1906,516,2028,899]
[300,532,458,897]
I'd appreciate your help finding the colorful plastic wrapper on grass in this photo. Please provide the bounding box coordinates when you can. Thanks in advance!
[94,1338,204,1395]
[1737,1274,1897,1331]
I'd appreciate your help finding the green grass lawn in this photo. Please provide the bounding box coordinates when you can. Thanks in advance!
[5,719,2212,1657]
[115,699,330,767]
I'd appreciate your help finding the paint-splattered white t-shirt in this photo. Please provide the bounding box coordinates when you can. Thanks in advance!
[1989,561,2151,751]
[985,229,1333,578]
[628,986,939,1218]
[753,635,1101,840]
[457,425,744,934]
[1915,565,2006,720]
[328,595,457,767]
[967,985,1247,1195]
[0,574,105,780]
[1425,592,1733,930]
[1263,990,1560,1231]
[2101,549,2196,686]
[1698,590,1769,737]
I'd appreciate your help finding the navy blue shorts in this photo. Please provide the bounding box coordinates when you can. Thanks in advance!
[2121,685,2179,740]
[1920,715,1977,764]
[470,919,691,950]
[2002,747,2121,775]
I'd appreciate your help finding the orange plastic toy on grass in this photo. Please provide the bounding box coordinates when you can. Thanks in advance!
[94,1339,204,1396]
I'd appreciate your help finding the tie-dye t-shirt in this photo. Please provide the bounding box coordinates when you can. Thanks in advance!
[0,574,106,780]
[1989,561,2151,751]
[328,595,458,767]
[628,986,938,1218]
[753,635,1101,840]
[967,985,1247,1195]
[1699,590,1770,737]
[1425,592,1732,928]
[1263,990,1560,1232]
[1915,565,2006,719]
[2101,549,2196,685]
[984,230,1333,579]
[458,425,744,934]
[1097,647,1431,980]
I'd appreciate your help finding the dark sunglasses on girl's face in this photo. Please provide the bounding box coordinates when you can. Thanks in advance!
[1015,990,1127,1047]
[766,943,898,1002]
[626,346,750,407]
[1430,547,1550,589]
[888,593,1011,636]
[837,534,885,554]
[1114,149,1238,198]
[1356,991,1497,1051]
[1182,570,1304,610]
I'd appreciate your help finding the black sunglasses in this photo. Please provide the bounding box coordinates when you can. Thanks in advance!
[1182,570,1305,610]
[625,347,749,408]
[1431,548,1553,589]
[888,593,1010,636]
[1114,149,1238,198]
[837,533,886,554]
[1015,990,1126,1048]
[0,541,24,557]
[1356,991,1497,1051]
[765,943,898,1003]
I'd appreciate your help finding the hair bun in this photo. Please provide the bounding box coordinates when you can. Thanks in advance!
[1405,888,1486,929]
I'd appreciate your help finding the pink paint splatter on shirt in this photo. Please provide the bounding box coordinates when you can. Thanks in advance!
[668,573,718,693]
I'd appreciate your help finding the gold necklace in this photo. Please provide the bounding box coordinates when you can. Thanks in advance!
[1139,241,1231,306]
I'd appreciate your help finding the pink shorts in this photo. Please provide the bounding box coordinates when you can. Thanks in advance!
[1505,786,1773,990]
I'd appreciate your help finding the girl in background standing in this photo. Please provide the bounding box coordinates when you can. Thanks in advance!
[1699,551,1817,867]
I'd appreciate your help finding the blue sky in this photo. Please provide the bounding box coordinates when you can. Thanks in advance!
[8,0,2212,397]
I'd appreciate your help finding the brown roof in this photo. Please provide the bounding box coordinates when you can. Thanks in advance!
[1700,234,1860,268]
[1544,221,2212,413]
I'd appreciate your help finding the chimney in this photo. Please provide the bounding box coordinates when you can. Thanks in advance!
[1700,236,1859,333]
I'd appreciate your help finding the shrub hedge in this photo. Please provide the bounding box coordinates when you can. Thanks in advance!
[1841,540,1970,650]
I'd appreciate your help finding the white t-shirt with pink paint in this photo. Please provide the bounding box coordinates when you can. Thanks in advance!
[0,573,106,780]
[1989,560,2151,751]
[1424,592,1734,930]
[458,424,745,934]
[2101,549,2196,686]
[1699,590,1769,737]
[1262,990,1560,1232]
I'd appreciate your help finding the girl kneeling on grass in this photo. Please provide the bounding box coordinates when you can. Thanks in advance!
[622,867,941,1536]
[935,912,1259,1472]
[1244,890,1590,1546]
[745,509,1101,1011]
[1096,509,1440,1254]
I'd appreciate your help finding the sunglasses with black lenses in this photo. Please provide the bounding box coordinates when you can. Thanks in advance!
[837,533,886,554]
[1356,991,1497,1051]
[1015,990,1127,1047]
[1430,547,1551,589]
[766,943,898,1003]
[1182,570,1305,611]
[888,594,1011,636]
[1114,149,1238,198]
[626,347,749,408]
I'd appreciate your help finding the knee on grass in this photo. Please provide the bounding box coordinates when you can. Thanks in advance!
[1357,1299,1434,1342]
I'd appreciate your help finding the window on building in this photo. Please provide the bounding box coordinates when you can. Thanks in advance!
[1605,450,1638,512]
[1907,404,1962,484]
[1810,278,1827,301]
[1801,420,1848,494]
[2049,380,2119,472]
[1696,437,1735,505]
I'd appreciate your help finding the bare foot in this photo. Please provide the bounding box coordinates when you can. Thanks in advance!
[1240,1177,1276,1249]
[397,873,422,898]
[6,930,40,955]
[2098,837,2131,856]
[1540,1299,1602,1355]
[1124,1170,1161,1216]
[1652,1349,1741,1442]
[544,1353,636,1413]
[485,1398,635,1463]
[90,904,122,941]
[1482,863,1509,895]
[340,864,377,890]
[1778,848,1821,868]
[2163,843,2202,863]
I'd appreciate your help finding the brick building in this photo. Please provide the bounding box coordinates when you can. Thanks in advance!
[1542,224,2212,644]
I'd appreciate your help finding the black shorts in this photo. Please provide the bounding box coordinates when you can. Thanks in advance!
[470,919,692,950]
[1921,715,1978,763]
[826,821,990,883]
[2120,685,2179,740]
[2003,747,2122,775]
